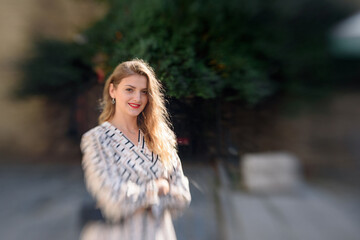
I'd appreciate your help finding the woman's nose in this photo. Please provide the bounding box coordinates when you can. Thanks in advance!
[133,91,141,101]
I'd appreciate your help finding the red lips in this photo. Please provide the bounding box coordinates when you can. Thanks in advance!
[128,103,140,109]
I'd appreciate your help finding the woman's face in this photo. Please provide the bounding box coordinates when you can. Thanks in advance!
[109,74,148,118]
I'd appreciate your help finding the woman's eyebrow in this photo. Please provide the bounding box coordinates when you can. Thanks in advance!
[125,85,148,90]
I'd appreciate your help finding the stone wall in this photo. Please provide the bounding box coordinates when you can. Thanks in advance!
[222,91,360,178]
[0,0,105,161]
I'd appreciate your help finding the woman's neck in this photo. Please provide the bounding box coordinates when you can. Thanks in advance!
[110,114,138,134]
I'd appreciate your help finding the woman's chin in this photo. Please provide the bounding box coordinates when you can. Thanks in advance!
[127,110,142,117]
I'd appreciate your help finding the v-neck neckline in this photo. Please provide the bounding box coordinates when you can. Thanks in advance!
[103,121,141,148]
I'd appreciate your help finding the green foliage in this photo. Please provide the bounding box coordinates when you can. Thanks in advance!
[19,0,353,106]
[82,0,351,105]
[19,39,94,100]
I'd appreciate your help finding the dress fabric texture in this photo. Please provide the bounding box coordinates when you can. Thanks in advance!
[80,121,191,240]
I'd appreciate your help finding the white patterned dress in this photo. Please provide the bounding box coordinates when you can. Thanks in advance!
[80,121,191,240]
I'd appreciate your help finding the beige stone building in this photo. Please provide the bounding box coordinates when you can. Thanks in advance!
[0,0,105,161]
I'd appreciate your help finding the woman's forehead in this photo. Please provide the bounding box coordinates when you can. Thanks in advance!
[120,74,148,88]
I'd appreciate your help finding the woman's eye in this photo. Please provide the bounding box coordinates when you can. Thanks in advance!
[126,88,133,92]
[142,90,148,94]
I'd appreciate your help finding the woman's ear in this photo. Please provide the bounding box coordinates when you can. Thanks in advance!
[109,83,115,98]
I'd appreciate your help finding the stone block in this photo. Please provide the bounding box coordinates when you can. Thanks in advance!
[241,152,303,194]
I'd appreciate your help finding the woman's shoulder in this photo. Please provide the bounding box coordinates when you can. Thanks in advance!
[82,124,105,138]
[81,122,112,144]
[80,123,113,154]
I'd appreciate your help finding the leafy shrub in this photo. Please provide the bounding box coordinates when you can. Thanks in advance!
[19,39,94,101]
[19,0,352,106]
[83,0,351,105]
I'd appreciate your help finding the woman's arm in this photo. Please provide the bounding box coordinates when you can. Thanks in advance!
[158,154,191,217]
[81,130,160,223]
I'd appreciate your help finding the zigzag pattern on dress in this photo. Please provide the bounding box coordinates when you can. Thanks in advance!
[81,121,191,224]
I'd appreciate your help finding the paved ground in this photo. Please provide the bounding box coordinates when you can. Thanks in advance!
[0,164,359,240]
[0,165,88,240]
[220,187,360,240]
[0,164,221,240]
[218,164,360,240]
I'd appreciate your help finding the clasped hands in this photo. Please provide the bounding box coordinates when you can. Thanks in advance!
[155,178,170,196]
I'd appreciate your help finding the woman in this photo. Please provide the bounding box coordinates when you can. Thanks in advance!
[80,59,191,240]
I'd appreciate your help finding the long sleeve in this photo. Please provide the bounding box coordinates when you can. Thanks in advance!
[156,153,191,218]
[81,130,160,223]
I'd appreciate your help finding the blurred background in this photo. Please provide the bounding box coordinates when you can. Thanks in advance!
[1,0,360,239]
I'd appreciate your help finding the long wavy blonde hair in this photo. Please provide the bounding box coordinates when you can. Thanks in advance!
[99,59,177,166]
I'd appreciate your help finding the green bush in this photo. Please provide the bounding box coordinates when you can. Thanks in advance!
[83,0,351,105]
[19,0,353,106]
[18,39,94,101]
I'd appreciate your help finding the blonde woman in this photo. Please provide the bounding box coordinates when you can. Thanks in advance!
[80,59,191,240]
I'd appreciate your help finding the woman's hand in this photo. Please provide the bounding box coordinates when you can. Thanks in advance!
[155,178,170,196]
